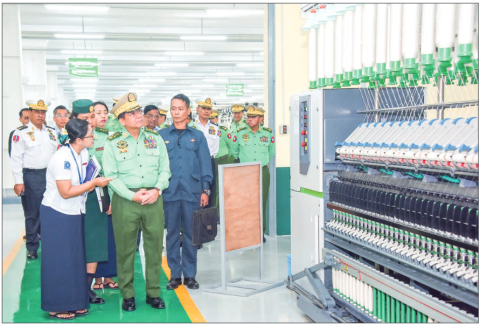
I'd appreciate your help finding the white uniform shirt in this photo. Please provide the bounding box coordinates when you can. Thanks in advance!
[42,145,89,215]
[10,122,58,184]
[194,117,220,157]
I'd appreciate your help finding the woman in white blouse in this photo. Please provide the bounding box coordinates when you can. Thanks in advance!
[40,118,111,320]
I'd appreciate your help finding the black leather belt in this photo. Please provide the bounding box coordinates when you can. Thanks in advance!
[23,168,47,173]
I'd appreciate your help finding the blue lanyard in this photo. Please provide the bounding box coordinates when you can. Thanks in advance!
[68,144,84,184]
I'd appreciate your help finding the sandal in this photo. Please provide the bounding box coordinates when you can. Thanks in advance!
[103,281,119,290]
[92,283,103,291]
[49,312,75,320]
[73,309,89,316]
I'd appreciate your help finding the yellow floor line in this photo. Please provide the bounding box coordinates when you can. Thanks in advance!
[162,255,206,323]
[3,229,26,276]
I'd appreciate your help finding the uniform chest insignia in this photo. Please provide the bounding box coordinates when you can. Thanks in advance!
[271,136,275,143]
[96,147,104,151]
[260,136,268,143]
[233,136,237,143]
[119,149,128,153]
[26,131,35,141]
[243,133,249,142]
[47,129,56,141]
[208,126,216,135]
[217,130,222,137]
[123,133,127,138]
[117,140,128,149]
[227,133,232,139]
[144,135,157,149]
[165,140,169,144]
[191,139,195,142]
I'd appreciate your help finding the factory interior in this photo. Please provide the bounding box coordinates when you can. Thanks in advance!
[2,2,479,323]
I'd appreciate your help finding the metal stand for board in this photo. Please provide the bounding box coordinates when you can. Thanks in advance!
[203,162,283,297]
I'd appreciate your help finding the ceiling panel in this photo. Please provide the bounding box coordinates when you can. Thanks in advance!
[18,3,265,106]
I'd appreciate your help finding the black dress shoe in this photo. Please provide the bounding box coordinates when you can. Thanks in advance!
[122,297,136,312]
[146,296,165,309]
[166,278,182,290]
[27,250,37,260]
[183,278,199,289]
[89,290,105,304]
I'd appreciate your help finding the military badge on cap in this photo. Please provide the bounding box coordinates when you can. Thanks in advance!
[72,99,95,114]
[231,104,244,113]
[111,92,142,118]
[26,99,49,111]
[90,105,94,112]
[128,93,135,102]
[198,97,213,109]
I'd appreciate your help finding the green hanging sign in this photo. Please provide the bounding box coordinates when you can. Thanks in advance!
[68,58,99,77]
[226,84,244,96]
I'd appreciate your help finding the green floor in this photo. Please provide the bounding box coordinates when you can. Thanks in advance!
[3,244,192,323]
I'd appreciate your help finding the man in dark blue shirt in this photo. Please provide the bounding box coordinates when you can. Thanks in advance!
[159,94,213,290]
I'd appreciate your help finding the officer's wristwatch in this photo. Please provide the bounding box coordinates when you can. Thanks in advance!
[202,189,211,196]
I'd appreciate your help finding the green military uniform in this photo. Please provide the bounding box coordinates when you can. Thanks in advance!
[231,106,275,233]
[209,109,234,210]
[106,114,123,135]
[159,122,170,129]
[188,120,200,129]
[230,104,248,135]
[85,126,110,263]
[102,92,171,300]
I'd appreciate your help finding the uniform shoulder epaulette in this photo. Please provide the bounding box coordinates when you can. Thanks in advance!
[237,126,247,132]
[220,126,228,131]
[46,125,55,130]
[263,127,272,133]
[189,125,197,130]
[145,128,159,135]
[17,125,27,131]
[163,123,170,128]
[108,132,122,141]
[95,127,109,134]
[211,122,218,126]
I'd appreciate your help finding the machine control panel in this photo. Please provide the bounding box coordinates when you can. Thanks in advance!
[299,95,311,175]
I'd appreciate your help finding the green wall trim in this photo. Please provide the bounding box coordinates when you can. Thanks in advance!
[275,167,291,236]
[299,187,324,198]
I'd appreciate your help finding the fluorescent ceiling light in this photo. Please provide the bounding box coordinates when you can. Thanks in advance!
[203,78,228,83]
[205,9,263,17]
[138,78,166,82]
[130,90,151,93]
[62,50,103,55]
[147,72,177,76]
[72,84,98,88]
[130,84,157,88]
[180,36,228,41]
[236,63,264,67]
[247,84,263,88]
[259,52,264,55]
[55,34,105,39]
[70,78,98,83]
[180,90,201,93]
[154,63,189,67]
[199,84,215,88]
[165,51,204,56]
[216,72,245,76]
[44,5,110,13]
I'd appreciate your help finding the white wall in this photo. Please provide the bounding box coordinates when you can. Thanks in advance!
[3,4,25,190]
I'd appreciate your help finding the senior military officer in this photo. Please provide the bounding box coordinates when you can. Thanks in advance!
[11,100,58,259]
[160,94,213,290]
[231,106,275,242]
[102,92,171,312]
[157,107,170,130]
[195,98,219,208]
[230,104,247,134]
[209,109,234,210]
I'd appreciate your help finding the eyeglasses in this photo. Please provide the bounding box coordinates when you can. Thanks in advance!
[82,133,94,139]
[145,115,160,120]
[126,110,143,117]
[55,115,69,118]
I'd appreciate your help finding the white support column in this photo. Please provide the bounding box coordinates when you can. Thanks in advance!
[22,50,48,104]
[46,71,58,125]
[2,4,24,192]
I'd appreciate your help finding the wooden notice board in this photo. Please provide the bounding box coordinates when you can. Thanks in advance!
[223,164,261,252]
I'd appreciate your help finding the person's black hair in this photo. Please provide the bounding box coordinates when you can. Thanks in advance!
[53,105,68,116]
[19,108,30,118]
[188,112,193,120]
[62,118,89,146]
[171,93,190,109]
[144,105,159,116]
[92,101,108,111]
